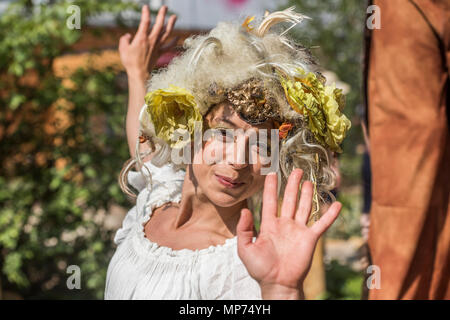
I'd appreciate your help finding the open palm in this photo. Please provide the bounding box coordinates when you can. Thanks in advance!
[119,5,178,80]
[237,169,342,296]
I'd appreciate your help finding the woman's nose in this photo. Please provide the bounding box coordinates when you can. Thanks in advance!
[226,135,249,169]
[230,161,248,170]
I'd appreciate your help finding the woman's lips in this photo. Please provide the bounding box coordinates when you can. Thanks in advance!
[215,174,245,188]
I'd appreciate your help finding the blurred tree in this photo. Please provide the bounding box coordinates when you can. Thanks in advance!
[0,0,141,299]
[325,259,364,300]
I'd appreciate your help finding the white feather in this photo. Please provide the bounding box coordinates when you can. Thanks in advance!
[256,6,311,37]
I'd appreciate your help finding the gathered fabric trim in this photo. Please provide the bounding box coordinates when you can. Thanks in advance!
[131,195,238,260]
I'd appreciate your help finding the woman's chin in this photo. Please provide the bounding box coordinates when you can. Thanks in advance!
[208,190,243,207]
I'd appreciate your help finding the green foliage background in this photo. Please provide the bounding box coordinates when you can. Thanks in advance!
[0,0,139,299]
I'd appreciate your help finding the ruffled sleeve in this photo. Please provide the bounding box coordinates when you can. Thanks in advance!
[113,161,186,246]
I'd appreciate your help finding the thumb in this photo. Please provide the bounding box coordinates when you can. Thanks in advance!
[119,33,132,50]
[237,208,255,255]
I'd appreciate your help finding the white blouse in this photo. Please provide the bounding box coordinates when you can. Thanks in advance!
[104,161,262,300]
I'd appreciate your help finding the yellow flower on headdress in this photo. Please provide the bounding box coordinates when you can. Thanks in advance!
[321,84,351,152]
[144,85,202,148]
[279,68,351,152]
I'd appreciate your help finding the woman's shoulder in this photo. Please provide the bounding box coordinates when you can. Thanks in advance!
[132,161,185,217]
[113,162,185,246]
[128,161,185,193]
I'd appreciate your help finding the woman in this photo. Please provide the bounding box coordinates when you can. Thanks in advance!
[105,5,350,300]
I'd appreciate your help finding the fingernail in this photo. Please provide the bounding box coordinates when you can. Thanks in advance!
[267,171,276,176]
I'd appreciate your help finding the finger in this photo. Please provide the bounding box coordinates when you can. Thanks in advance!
[280,168,303,219]
[118,33,132,51]
[260,172,278,230]
[237,208,255,250]
[159,14,177,44]
[154,24,167,45]
[295,180,313,225]
[134,5,151,41]
[149,5,168,40]
[311,201,342,236]
[160,35,180,51]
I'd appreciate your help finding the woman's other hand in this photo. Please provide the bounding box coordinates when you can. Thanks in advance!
[237,169,342,299]
[120,5,177,156]
[119,5,177,82]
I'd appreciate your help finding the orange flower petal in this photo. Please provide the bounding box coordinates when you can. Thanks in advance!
[242,16,255,32]
[278,122,293,139]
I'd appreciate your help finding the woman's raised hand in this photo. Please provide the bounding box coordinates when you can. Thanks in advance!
[236,169,342,299]
[120,5,177,156]
[119,5,177,82]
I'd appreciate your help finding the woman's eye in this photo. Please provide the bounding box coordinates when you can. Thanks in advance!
[250,141,271,156]
[213,129,234,142]
[259,142,271,156]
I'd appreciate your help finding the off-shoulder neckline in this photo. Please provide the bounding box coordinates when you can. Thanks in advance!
[133,198,238,258]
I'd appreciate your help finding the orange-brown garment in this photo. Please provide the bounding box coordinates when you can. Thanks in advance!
[366,0,450,299]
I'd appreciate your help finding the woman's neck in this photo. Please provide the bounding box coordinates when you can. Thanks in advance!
[172,166,248,238]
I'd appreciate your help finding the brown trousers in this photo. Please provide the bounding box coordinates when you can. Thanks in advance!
[366,0,450,299]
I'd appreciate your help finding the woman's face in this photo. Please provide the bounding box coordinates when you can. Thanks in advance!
[190,101,275,207]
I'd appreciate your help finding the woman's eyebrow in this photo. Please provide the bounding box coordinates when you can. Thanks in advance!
[216,116,237,128]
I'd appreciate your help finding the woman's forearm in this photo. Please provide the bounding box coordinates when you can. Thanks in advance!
[126,74,149,157]
[119,5,177,159]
